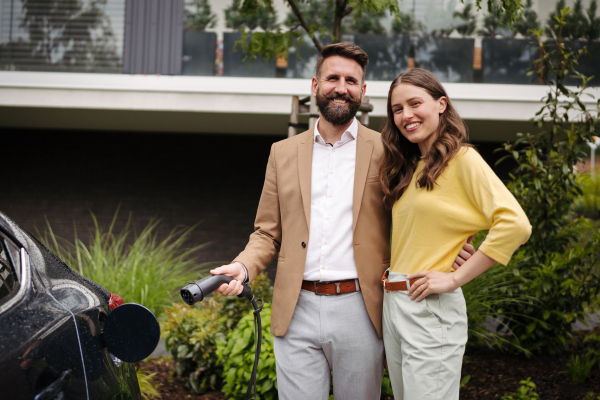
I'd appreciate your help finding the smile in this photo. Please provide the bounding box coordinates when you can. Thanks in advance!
[332,99,348,104]
[405,122,421,131]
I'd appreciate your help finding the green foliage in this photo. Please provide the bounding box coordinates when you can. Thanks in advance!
[586,391,600,400]
[162,302,225,394]
[40,210,207,318]
[225,0,279,31]
[495,8,600,355]
[351,9,386,34]
[501,378,539,400]
[454,2,478,36]
[547,0,600,41]
[391,10,424,35]
[573,172,600,219]
[564,350,597,383]
[232,0,524,61]
[460,374,471,388]
[161,274,273,395]
[513,0,540,37]
[459,232,533,355]
[478,0,539,37]
[136,367,161,400]
[185,0,217,31]
[217,303,277,400]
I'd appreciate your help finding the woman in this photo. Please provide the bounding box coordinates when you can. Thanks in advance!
[378,68,531,400]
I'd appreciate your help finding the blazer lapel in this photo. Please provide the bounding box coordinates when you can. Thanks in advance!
[298,129,314,230]
[353,124,374,232]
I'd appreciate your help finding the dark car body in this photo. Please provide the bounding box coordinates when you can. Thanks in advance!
[0,212,142,400]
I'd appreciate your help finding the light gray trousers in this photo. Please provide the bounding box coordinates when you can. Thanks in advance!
[274,289,384,400]
[383,271,468,400]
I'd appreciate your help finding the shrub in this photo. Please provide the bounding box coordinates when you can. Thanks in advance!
[462,232,535,354]
[217,303,277,400]
[496,8,600,355]
[501,378,539,400]
[573,172,600,219]
[161,273,273,395]
[40,210,208,318]
[136,367,161,400]
[565,350,597,383]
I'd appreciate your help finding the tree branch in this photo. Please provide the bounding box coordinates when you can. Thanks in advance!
[285,0,323,53]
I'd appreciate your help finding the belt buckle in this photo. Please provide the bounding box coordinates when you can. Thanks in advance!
[383,280,390,293]
[314,281,336,296]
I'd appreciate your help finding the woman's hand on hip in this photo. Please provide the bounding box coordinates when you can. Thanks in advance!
[406,271,459,302]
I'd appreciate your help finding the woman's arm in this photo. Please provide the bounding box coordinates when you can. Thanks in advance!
[406,250,497,301]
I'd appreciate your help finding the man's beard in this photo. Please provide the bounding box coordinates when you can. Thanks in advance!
[316,89,362,126]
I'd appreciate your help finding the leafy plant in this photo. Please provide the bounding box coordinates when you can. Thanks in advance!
[40,210,208,318]
[564,350,597,383]
[573,172,600,219]
[217,303,277,400]
[136,367,161,400]
[462,232,534,355]
[501,377,539,400]
[586,391,600,400]
[454,2,478,37]
[185,0,217,31]
[495,7,600,355]
[514,0,540,37]
[547,0,600,41]
[161,273,273,395]
[229,0,524,62]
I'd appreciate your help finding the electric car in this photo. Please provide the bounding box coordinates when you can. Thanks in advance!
[0,211,158,400]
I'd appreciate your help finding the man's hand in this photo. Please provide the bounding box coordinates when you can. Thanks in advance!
[452,235,475,271]
[210,262,246,296]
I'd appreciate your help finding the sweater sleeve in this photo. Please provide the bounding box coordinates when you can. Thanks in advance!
[455,148,531,265]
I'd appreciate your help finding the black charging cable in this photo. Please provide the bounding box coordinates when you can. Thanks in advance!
[246,297,264,400]
[181,275,264,400]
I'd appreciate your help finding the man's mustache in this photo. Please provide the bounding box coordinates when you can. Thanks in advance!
[325,93,355,102]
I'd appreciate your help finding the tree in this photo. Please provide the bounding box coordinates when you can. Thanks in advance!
[513,0,539,37]
[233,0,525,61]
[547,0,587,40]
[478,1,514,37]
[495,8,600,355]
[454,2,478,37]
[185,0,218,31]
[391,10,424,35]
[13,0,120,71]
[584,0,600,41]
[225,0,279,31]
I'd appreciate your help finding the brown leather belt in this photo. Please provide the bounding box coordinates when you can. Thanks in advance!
[381,270,419,293]
[301,279,360,295]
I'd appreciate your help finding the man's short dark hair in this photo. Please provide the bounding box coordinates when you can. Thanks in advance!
[315,43,369,81]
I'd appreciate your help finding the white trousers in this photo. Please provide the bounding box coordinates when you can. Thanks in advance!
[383,271,468,400]
[274,289,384,400]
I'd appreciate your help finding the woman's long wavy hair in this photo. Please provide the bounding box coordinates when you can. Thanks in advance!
[379,68,471,209]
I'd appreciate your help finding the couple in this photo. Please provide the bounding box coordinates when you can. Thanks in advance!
[211,43,531,400]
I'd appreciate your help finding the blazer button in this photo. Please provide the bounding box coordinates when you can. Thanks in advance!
[301,242,306,248]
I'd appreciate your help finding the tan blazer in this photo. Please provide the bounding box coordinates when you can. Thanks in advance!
[234,123,391,338]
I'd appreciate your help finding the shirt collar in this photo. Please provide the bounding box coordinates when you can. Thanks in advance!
[314,117,358,146]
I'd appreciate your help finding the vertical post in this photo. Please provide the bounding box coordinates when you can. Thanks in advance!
[289,96,299,138]
[309,96,319,130]
[360,96,370,127]
[588,137,599,177]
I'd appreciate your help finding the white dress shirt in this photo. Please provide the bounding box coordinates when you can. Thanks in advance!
[303,117,358,281]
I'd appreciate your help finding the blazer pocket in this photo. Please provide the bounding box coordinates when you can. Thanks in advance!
[366,175,379,183]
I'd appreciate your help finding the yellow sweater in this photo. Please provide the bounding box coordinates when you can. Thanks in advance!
[391,147,531,274]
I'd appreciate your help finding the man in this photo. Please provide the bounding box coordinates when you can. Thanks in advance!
[211,43,473,400]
